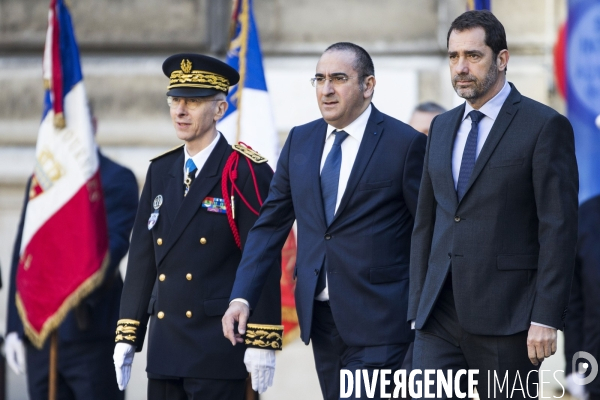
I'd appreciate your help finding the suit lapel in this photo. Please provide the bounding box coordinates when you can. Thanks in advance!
[309,120,329,229]
[459,85,521,203]
[442,104,465,208]
[159,134,229,264]
[330,105,384,226]
[162,151,185,227]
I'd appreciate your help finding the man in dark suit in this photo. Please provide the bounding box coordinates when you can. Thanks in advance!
[223,42,426,400]
[564,194,600,400]
[5,150,139,400]
[408,10,578,398]
[112,53,281,400]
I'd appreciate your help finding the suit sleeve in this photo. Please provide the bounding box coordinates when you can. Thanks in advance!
[85,165,139,307]
[402,131,427,218]
[118,164,156,351]
[230,128,297,308]
[6,178,32,336]
[408,120,437,322]
[235,160,281,325]
[530,113,578,329]
[104,167,139,280]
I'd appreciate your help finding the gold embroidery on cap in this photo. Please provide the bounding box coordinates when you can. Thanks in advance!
[181,59,192,74]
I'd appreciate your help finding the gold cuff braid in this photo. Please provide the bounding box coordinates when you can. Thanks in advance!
[115,319,140,345]
[244,324,284,350]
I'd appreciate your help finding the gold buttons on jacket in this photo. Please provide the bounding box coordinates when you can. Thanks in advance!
[200,237,207,245]
[157,238,163,245]
[186,273,192,281]
[157,311,164,319]
[159,274,166,281]
[186,311,192,318]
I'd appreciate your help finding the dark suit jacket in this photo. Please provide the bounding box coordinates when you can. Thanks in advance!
[564,195,600,394]
[408,83,578,335]
[119,134,281,380]
[230,104,426,346]
[7,152,139,343]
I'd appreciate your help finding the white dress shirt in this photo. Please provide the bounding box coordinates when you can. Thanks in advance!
[451,80,511,187]
[448,80,553,330]
[183,132,220,182]
[232,107,372,307]
[315,104,372,301]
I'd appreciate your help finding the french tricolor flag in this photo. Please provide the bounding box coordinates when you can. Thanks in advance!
[16,0,109,348]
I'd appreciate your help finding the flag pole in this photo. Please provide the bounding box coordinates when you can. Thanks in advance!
[48,331,58,400]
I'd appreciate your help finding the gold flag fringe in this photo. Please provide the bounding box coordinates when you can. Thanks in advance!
[281,306,300,345]
[54,113,65,129]
[16,251,111,349]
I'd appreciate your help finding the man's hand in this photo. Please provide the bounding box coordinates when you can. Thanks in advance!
[244,348,276,393]
[5,332,25,375]
[113,342,135,391]
[222,301,250,345]
[526,325,557,366]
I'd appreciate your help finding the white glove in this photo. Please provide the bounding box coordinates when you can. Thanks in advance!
[5,332,26,375]
[113,342,135,391]
[566,373,589,400]
[244,348,276,394]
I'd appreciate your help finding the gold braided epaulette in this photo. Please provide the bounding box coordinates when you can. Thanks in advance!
[150,144,184,162]
[115,319,141,345]
[244,324,284,350]
[232,144,268,164]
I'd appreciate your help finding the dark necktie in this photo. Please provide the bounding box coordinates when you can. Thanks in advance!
[184,158,197,197]
[316,130,349,296]
[320,130,349,226]
[456,110,484,201]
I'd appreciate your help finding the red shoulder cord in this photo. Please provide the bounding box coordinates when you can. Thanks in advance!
[221,142,265,249]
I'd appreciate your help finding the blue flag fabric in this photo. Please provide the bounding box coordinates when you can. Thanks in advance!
[467,0,491,10]
[567,0,600,203]
[218,0,279,166]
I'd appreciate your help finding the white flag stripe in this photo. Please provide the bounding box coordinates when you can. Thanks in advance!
[219,88,279,168]
[20,82,98,253]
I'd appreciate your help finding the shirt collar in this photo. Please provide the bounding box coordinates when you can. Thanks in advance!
[463,80,511,122]
[326,104,372,142]
[183,133,220,175]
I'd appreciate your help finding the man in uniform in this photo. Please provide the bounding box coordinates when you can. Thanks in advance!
[5,144,139,400]
[113,53,281,399]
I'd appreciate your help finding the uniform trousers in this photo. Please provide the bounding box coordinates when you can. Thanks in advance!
[413,287,540,399]
[147,377,246,400]
[25,338,123,400]
[311,300,410,400]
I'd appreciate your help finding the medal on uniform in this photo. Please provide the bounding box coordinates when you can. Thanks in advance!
[202,197,228,214]
[148,195,163,230]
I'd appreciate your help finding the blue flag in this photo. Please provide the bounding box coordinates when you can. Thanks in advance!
[467,0,491,10]
[567,0,600,203]
[218,0,279,167]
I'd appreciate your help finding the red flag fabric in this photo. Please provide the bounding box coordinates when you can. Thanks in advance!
[281,230,299,344]
[15,0,109,349]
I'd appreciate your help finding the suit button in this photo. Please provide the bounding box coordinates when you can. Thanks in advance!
[324,234,331,240]
[448,253,451,259]
[200,237,207,245]
[186,311,192,318]
[454,216,461,222]
[314,269,319,276]
[186,273,192,281]
[159,274,166,281]
[157,238,163,245]
[157,311,164,319]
